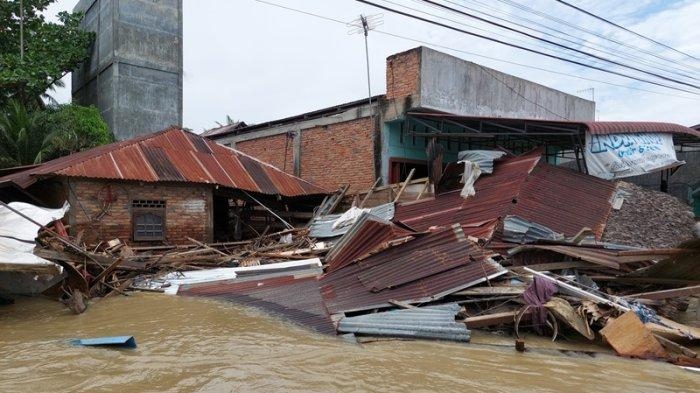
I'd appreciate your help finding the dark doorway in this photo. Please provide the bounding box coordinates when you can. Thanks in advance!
[389,158,429,183]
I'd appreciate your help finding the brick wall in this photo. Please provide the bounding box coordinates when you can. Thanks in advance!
[66,178,213,245]
[236,133,295,174]
[300,117,375,193]
[385,47,421,100]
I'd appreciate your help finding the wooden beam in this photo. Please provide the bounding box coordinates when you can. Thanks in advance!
[627,285,700,300]
[359,177,382,208]
[461,310,530,328]
[393,168,415,203]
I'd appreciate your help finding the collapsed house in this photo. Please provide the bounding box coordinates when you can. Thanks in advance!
[154,148,699,364]
[0,127,328,245]
[0,127,329,295]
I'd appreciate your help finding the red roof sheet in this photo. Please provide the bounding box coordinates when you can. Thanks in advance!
[319,225,507,314]
[324,213,416,274]
[394,151,616,240]
[583,122,700,137]
[0,127,327,197]
[179,274,336,335]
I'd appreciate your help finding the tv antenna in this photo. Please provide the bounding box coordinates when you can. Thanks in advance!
[348,14,383,109]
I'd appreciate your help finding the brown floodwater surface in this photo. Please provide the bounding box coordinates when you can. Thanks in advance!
[1,294,698,392]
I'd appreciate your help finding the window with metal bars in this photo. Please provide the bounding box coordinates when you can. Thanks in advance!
[132,200,166,241]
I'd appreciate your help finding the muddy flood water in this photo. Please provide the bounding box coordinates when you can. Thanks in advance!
[1,294,698,392]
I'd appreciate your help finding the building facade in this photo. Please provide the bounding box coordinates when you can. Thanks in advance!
[208,47,595,192]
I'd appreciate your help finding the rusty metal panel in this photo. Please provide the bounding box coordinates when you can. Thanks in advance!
[211,152,258,191]
[394,152,539,231]
[236,153,278,195]
[395,151,615,241]
[180,274,335,334]
[320,225,507,314]
[141,146,186,181]
[0,128,328,197]
[584,122,700,137]
[262,165,305,196]
[324,212,414,273]
[185,131,213,153]
[511,163,616,239]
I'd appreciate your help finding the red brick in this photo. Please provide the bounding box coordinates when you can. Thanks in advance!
[66,178,212,245]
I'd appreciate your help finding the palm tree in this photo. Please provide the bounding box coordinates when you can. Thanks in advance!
[0,100,53,168]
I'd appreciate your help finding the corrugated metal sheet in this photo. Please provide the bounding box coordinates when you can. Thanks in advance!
[394,151,540,232]
[394,151,616,241]
[319,225,507,314]
[179,272,336,335]
[309,203,395,239]
[457,150,506,174]
[507,244,683,270]
[623,241,699,280]
[324,212,415,273]
[502,215,564,244]
[0,128,327,197]
[337,303,470,342]
[583,122,700,137]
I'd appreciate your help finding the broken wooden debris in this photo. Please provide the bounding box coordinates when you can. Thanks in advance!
[600,311,668,359]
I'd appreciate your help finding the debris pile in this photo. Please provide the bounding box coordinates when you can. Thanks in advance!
[603,181,696,248]
[2,148,697,369]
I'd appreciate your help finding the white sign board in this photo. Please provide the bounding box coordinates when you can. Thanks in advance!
[584,132,683,180]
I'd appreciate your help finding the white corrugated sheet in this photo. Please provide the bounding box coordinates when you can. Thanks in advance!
[0,201,69,271]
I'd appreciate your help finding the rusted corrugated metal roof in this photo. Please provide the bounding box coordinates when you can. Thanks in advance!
[507,244,684,271]
[179,273,336,335]
[324,212,415,273]
[582,122,700,137]
[0,127,327,197]
[319,225,507,314]
[394,150,616,241]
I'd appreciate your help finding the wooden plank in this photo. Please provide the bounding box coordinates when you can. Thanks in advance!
[654,334,697,358]
[388,299,418,309]
[393,168,415,203]
[462,310,530,328]
[627,285,700,300]
[359,177,382,208]
[510,261,596,272]
[600,311,667,359]
[453,286,525,296]
[187,237,229,257]
[589,276,700,286]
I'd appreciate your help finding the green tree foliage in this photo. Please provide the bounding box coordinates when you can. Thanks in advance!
[39,103,113,159]
[0,101,112,168]
[0,0,93,106]
[0,100,53,167]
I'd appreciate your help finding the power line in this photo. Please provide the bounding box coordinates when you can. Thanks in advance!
[393,0,620,71]
[418,0,700,90]
[252,0,700,101]
[555,0,700,62]
[372,29,698,101]
[439,0,700,81]
[356,0,700,95]
[495,0,700,72]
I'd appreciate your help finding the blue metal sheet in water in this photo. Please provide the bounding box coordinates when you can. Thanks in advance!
[70,335,137,348]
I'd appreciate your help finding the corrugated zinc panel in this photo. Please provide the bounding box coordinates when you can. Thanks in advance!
[0,128,329,196]
[320,225,507,314]
[141,146,186,181]
[337,303,470,342]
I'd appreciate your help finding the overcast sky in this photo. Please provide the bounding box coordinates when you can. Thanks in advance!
[45,0,700,131]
